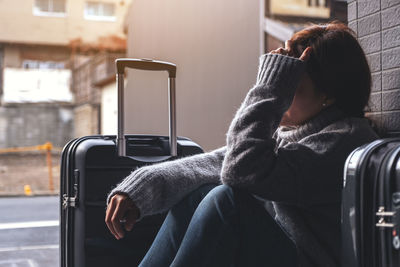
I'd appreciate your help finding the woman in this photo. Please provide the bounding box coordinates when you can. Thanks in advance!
[105,22,378,266]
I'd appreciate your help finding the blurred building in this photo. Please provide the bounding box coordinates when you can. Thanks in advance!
[262,0,348,52]
[0,0,130,148]
[73,52,124,136]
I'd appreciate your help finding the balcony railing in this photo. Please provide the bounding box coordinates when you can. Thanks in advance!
[72,52,124,105]
[92,53,124,86]
[308,0,329,8]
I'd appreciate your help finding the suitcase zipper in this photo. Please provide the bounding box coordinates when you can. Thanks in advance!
[62,195,77,208]
[62,169,79,209]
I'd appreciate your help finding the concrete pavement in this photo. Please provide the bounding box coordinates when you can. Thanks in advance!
[0,196,59,267]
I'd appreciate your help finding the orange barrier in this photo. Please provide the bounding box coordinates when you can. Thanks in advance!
[0,142,60,193]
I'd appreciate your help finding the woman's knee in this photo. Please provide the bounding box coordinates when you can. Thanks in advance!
[169,184,237,222]
[170,183,218,214]
[197,185,236,212]
[187,183,219,203]
[206,184,234,200]
[199,185,268,220]
[203,184,253,205]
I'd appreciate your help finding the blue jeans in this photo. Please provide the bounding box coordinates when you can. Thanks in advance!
[139,184,298,267]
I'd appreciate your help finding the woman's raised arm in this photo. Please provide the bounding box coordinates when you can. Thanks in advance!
[221,53,307,202]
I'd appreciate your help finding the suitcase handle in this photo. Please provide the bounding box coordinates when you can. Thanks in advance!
[116,58,176,78]
[116,58,177,157]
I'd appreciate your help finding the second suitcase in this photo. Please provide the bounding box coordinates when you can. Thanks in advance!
[342,138,400,267]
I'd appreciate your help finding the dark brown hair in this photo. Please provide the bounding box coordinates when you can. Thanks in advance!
[288,21,371,118]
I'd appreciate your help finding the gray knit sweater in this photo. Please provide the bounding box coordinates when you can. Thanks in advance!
[108,54,378,266]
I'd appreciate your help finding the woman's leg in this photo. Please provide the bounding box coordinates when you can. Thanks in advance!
[139,183,218,267]
[170,185,298,267]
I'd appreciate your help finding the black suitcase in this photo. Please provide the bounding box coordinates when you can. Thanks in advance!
[60,59,204,267]
[342,138,400,267]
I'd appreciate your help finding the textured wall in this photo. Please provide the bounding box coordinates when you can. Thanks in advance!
[0,105,73,148]
[348,0,400,134]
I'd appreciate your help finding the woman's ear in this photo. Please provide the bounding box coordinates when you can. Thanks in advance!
[322,96,336,108]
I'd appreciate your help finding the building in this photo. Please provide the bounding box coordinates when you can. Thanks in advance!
[262,0,347,53]
[75,51,124,136]
[0,0,131,148]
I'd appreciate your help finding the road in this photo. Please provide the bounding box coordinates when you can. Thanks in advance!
[0,196,59,267]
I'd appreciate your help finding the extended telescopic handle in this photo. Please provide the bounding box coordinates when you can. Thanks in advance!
[116,58,176,77]
[116,58,177,157]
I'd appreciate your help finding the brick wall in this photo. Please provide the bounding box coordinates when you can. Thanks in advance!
[348,0,400,135]
[0,105,74,148]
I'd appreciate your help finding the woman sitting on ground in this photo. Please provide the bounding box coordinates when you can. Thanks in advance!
[105,22,378,266]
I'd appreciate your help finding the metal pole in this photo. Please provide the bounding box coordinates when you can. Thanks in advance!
[168,77,177,156]
[45,142,54,192]
[117,73,126,157]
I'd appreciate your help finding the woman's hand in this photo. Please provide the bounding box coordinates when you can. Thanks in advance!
[270,40,312,61]
[105,193,140,240]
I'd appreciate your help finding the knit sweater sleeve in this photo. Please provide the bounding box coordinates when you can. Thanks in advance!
[107,146,226,220]
[221,53,307,203]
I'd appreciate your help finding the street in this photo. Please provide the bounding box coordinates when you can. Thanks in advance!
[0,196,59,267]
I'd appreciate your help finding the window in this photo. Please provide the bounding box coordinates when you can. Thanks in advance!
[22,60,65,70]
[33,0,66,16]
[84,2,116,21]
[308,0,328,7]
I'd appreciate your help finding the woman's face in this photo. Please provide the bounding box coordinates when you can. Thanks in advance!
[280,73,327,126]
[272,40,333,127]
